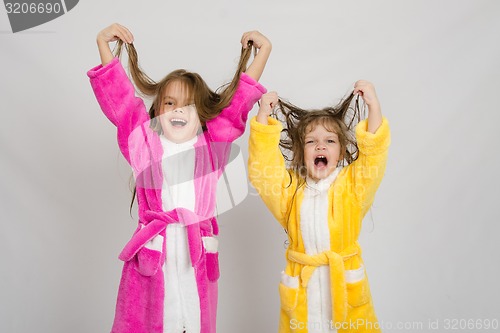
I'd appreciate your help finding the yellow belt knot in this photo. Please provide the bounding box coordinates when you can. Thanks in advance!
[287,242,360,326]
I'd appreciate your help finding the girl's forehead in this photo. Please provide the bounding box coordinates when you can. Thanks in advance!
[163,81,193,101]
[305,121,339,136]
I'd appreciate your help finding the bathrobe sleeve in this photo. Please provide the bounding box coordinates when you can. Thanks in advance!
[87,57,150,164]
[348,117,391,218]
[248,117,295,229]
[205,73,266,143]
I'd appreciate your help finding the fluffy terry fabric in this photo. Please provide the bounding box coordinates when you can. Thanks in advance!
[87,58,266,333]
[248,116,390,333]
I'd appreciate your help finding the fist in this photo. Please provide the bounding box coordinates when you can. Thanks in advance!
[353,80,379,107]
[241,30,272,50]
[97,23,134,44]
[256,92,278,124]
[259,91,278,115]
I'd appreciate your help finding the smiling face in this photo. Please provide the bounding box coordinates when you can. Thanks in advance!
[303,122,342,182]
[158,80,201,143]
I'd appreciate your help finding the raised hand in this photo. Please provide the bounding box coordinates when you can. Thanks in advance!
[354,80,382,133]
[96,23,134,66]
[241,30,272,82]
[241,30,272,50]
[353,80,379,108]
[256,91,278,125]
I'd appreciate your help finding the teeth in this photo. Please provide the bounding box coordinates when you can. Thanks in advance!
[170,118,187,126]
[314,155,328,166]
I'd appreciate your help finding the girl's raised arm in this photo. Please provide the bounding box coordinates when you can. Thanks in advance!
[204,32,270,143]
[241,31,272,82]
[353,80,383,133]
[349,81,390,220]
[88,23,148,164]
[96,23,134,66]
[248,92,294,229]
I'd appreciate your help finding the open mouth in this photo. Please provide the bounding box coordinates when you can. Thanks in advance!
[170,118,187,127]
[314,155,328,167]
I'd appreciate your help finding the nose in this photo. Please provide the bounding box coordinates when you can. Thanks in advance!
[315,144,326,151]
[173,108,184,114]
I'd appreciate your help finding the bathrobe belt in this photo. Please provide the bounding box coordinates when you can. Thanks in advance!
[287,242,361,325]
[118,208,213,266]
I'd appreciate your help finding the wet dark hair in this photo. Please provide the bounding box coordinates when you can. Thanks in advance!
[274,92,364,178]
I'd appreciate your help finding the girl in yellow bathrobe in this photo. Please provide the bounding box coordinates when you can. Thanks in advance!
[248,81,390,333]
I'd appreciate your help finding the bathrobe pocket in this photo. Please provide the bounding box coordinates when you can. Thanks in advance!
[345,266,370,307]
[203,236,220,282]
[135,235,164,277]
[279,271,300,313]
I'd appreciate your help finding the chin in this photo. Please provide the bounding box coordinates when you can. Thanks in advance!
[310,168,335,181]
[162,126,197,143]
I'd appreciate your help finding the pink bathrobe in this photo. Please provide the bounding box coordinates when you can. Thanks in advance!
[87,58,266,333]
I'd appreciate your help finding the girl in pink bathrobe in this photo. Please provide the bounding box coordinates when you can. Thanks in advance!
[87,23,271,333]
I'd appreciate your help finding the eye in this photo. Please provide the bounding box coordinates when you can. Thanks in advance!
[327,139,336,143]
[165,101,175,106]
[305,140,314,144]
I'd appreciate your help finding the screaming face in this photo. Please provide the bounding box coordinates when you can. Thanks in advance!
[303,123,342,182]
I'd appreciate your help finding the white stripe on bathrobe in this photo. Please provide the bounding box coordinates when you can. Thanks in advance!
[161,135,201,333]
[300,168,341,333]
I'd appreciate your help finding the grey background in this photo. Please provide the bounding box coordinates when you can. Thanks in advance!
[1,0,499,332]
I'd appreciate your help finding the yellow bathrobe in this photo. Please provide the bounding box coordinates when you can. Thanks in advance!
[248,116,390,333]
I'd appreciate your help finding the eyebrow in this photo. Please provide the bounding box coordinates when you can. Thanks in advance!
[304,134,339,140]
[162,95,195,105]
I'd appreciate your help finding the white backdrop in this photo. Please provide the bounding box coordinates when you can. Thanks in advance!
[1,1,499,332]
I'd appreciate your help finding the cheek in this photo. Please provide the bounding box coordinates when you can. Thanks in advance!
[187,117,201,134]
[332,151,341,162]
[304,146,314,159]
[303,152,311,166]
[188,120,201,132]
[190,111,201,125]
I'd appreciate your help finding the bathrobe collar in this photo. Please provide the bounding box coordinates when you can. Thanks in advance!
[160,134,199,156]
[305,166,343,195]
